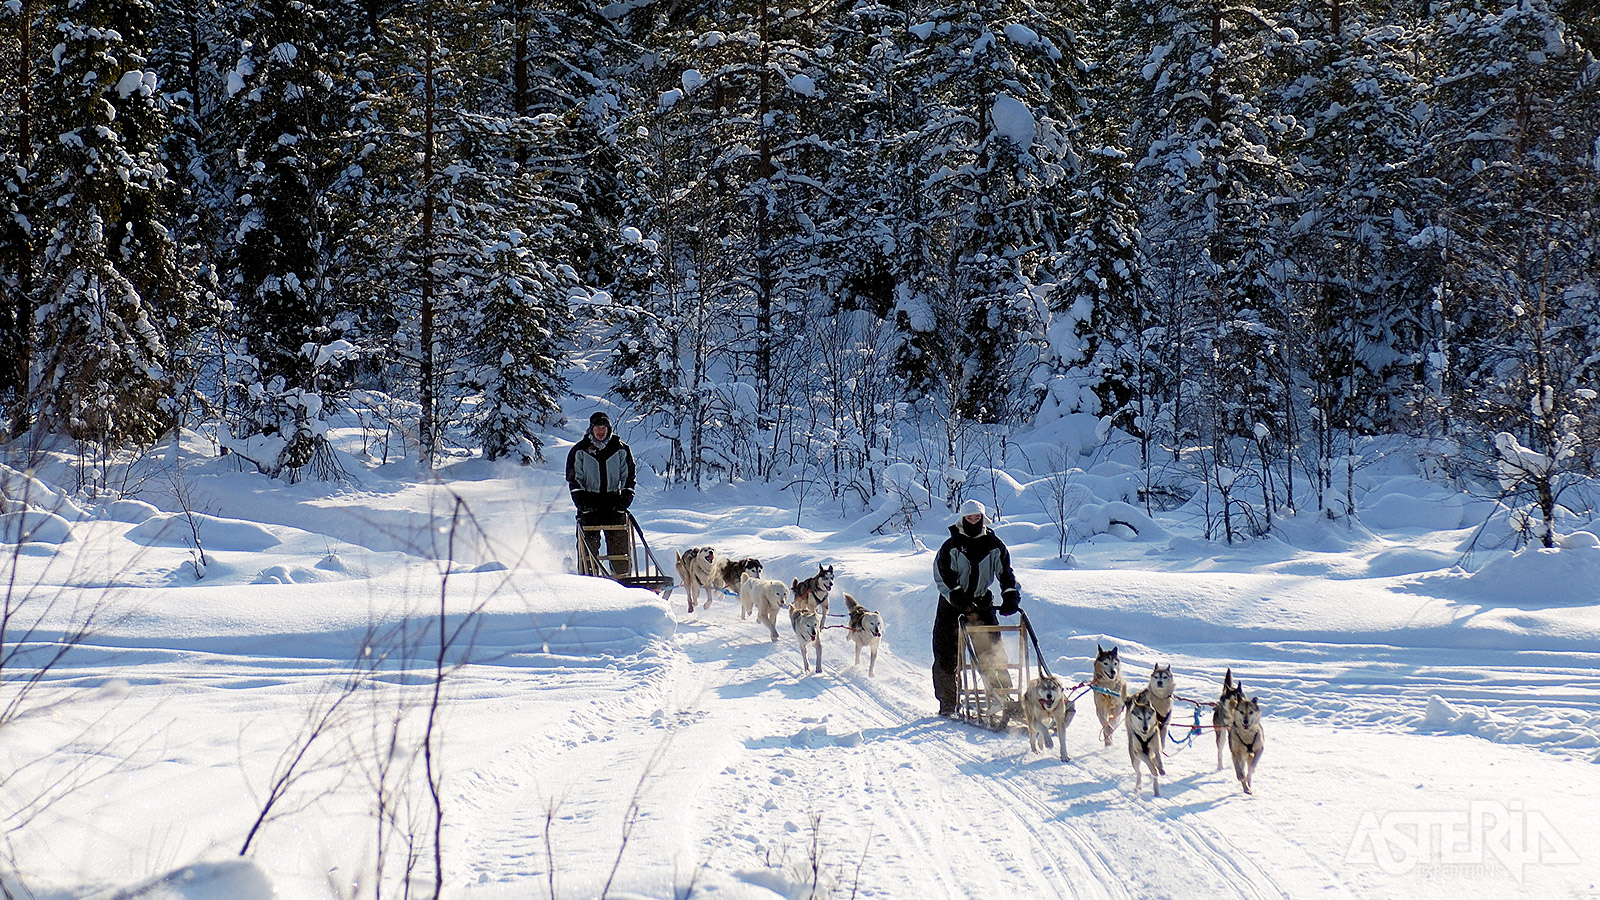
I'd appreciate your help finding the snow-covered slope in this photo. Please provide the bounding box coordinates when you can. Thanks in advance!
[4,439,1598,899]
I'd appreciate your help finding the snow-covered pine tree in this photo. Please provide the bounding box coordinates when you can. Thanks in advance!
[1422,0,1600,542]
[1272,0,1431,512]
[1130,0,1299,535]
[221,0,349,476]
[462,225,575,465]
[32,0,180,446]
[0,0,39,434]
[891,0,1076,432]
[1056,0,1153,444]
[149,0,230,428]
[344,0,576,466]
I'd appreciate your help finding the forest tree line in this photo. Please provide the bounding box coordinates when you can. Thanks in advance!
[1,0,1597,540]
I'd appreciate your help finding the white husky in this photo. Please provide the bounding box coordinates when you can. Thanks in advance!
[1023,673,1076,762]
[741,576,788,642]
[843,594,883,677]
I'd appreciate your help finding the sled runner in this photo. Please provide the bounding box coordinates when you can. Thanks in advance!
[955,618,1037,731]
[575,511,676,596]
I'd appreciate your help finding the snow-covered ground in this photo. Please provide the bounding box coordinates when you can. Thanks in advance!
[4,425,1600,900]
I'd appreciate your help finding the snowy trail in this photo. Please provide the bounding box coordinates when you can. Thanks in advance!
[15,461,1600,899]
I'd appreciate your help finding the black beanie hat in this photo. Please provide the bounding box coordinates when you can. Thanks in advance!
[590,411,612,429]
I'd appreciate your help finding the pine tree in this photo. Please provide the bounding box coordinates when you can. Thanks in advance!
[1424,0,1600,542]
[216,0,354,475]
[0,0,39,434]
[345,0,576,465]
[1130,0,1299,535]
[891,0,1078,426]
[32,0,179,445]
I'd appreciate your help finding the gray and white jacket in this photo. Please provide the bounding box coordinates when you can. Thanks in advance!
[565,430,636,509]
[934,521,1018,606]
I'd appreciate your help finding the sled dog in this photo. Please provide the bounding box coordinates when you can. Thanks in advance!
[1213,668,1245,771]
[791,564,835,620]
[789,592,823,674]
[741,576,789,642]
[1132,663,1175,753]
[1125,691,1163,797]
[1092,645,1128,746]
[843,593,883,677]
[710,556,763,600]
[1023,673,1076,762]
[674,547,716,613]
[1229,695,1265,794]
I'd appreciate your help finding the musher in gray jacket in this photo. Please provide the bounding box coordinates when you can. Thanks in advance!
[566,412,637,574]
[931,499,1022,716]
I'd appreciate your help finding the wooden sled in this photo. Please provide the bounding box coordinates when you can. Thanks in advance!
[956,620,1036,731]
[575,511,675,597]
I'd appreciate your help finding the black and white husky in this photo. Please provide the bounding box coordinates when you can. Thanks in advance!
[791,564,835,620]
[1125,692,1163,798]
[1092,645,1127,746]
[1229,695,1265,794]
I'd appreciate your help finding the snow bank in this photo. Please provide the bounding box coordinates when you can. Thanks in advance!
[1455,538,1600,605]
[101,498,161,524]
[0,510,73,544]
[1358,476,1465,531]
[110,860,275,900]
[126,513,283,552]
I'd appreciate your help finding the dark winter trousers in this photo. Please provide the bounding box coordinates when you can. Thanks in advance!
[578,508,631,575]
[931,594,997,715]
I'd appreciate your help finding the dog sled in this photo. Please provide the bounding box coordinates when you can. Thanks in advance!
[955,614,1041,730]
[575,510,675,596]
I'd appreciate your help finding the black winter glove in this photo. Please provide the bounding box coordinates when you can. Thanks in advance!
[618,488,634,510]
[998,588,1021,616]
[948,587,972,612]
[572,490,596,510]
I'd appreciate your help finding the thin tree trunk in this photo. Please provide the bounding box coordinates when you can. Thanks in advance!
[419,0,437,465]
[10,0,34,435]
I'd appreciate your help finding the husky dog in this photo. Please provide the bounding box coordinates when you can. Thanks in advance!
[1092,645,1128,746]
[1132,664,1175,753]
[1125,692,1163,797]
[673,547,716,613]
[789,591,824,674]
[843,594,883,677]
[741,576,789,642]
[1213,669,1245,771]
[1228,695,1265,794]
[791,564,836,621]
[1023,673,1076,762]
[710,556,763,599]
